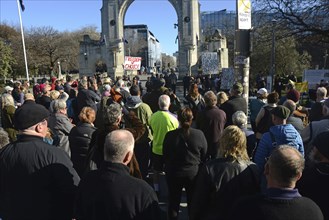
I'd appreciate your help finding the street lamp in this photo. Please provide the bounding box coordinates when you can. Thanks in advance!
[270,19,277,91]
[57,61,62,78]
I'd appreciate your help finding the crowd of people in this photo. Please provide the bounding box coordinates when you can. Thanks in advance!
[0,72,328,220]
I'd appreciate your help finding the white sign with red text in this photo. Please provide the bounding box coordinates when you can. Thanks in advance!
[124,56,142,70]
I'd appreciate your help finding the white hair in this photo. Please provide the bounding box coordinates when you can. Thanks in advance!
[317,87,327,98]
[232,111,248,128]
[158,94,170,110]
[52,99,67,113]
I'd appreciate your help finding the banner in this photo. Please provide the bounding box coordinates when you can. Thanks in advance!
[201,52,219,75]
[238,0,251,30]
[124,56,142,70]
[221,68,235,90]
[295,82,308,93]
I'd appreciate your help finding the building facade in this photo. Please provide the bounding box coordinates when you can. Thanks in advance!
[124,25,161,71]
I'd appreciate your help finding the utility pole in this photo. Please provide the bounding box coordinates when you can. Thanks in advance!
[270,19,277,92]
[324,49,328,69]
[235,0,252,110]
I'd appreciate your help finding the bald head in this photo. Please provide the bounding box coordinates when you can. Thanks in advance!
[104,130,135,164]
[266,145,305,188]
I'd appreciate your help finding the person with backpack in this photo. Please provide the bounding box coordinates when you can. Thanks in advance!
[249,88,267,132]
[253,105,304,192]
[220,82,247,127]
[124,85,153,179]
[255,92,279,141]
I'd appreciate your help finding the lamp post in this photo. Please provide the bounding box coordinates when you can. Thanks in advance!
[270,19,277,92]
[57,61,62,79]
[323,49,328,69]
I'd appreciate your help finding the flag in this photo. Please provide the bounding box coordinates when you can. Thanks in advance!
[175,35,178,44]
[19,0,25,11]
[196,34,199,46]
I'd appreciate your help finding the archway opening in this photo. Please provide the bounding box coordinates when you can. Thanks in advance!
[124,0,178,73]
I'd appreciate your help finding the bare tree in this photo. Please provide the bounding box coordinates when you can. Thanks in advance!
[27,26,62,75]
[254,0,329,43]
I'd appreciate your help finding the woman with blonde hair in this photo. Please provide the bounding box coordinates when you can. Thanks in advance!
[49,90,60,101]
[1,94,18,142]
[69,107,97,177]
[190,125,259,220]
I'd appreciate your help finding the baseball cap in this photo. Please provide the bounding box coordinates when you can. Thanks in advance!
[257,88,268,95]
[4,86,13,92]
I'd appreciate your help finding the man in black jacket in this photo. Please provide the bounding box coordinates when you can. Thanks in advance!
[220,82,247,127]
[229,145,323,220]
[0,102,80,220]
[196,91,226,159]
[76,79,101,115]
[75,129,160,220]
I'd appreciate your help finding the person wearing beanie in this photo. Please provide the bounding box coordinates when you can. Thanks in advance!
[0,102,79,219]
[283,99,304,134]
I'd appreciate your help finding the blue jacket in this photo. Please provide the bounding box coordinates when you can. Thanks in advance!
[254,124,304,174]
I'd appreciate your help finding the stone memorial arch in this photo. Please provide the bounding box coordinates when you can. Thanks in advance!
[80,0,200,78]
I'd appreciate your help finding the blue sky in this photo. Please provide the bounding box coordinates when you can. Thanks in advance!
[0,0,235,55]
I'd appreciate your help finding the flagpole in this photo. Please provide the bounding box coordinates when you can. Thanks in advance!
[16,0,29,82]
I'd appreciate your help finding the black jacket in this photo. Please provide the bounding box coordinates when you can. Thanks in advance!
[75,161,160,220]
[220,95,247,127]
[190,157,259,220]
[196,106,226,159]
[229,190,324,220]
[69,122,97,177]
[36,95,52,110]
[0,135,80,220]
[76,88,101,114]
[163,128,208,177]
[142,89,163,113]
[297,162,329,220]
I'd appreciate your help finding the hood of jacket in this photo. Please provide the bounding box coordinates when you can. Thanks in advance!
[125,96,142,109]
[269,124,301,146]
